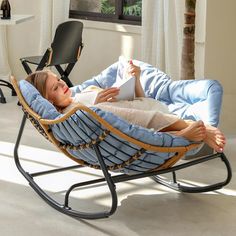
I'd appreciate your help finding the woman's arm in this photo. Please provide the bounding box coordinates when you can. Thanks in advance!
[128,60,145,98]
[94,60,145,104]
[135,76,145,97]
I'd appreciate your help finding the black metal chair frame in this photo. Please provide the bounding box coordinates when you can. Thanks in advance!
[12,102,232,219]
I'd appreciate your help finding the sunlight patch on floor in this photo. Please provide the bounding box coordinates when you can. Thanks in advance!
[1,140,236,208]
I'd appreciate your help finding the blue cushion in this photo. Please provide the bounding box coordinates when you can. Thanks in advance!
[51,107,196,174]
[159,79,223,127]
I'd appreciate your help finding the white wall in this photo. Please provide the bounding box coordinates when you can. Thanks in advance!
[7,0,43,78]
[204,0,236,133]
[69,20,142,85]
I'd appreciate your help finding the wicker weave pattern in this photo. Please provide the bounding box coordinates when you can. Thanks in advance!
[59,130,110,150]
[23,108,50,141]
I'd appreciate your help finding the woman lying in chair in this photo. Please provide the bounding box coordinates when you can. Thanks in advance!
[25,60,226,153]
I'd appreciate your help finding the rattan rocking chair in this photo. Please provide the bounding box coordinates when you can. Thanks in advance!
[11,77,232,219]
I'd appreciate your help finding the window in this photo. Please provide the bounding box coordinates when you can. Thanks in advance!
[69,0,142,25]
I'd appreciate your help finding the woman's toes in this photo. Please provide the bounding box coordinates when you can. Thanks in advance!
[216,147,224,153]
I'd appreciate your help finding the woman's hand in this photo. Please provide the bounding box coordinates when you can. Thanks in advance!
[94,87,120,104]
[127,60,141,80]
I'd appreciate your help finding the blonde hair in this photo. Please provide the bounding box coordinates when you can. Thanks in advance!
[25,70,64,112]
[25,71,49,99]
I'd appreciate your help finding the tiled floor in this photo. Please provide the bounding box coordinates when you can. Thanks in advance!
[0,90,236,236]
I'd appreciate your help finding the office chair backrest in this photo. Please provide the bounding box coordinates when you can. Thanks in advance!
[49,21,83,66]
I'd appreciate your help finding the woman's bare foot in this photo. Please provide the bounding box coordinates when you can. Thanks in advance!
[204,125,226,152]
[175,121,206,142]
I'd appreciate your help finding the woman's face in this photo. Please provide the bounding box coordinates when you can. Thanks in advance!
[45,72,72,108]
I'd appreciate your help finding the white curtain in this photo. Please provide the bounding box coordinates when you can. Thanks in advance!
[141,0,184,80]
[0,27,11,79]
[39,0,70,53]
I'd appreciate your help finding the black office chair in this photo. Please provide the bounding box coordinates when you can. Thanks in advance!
[20,20,84,87]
